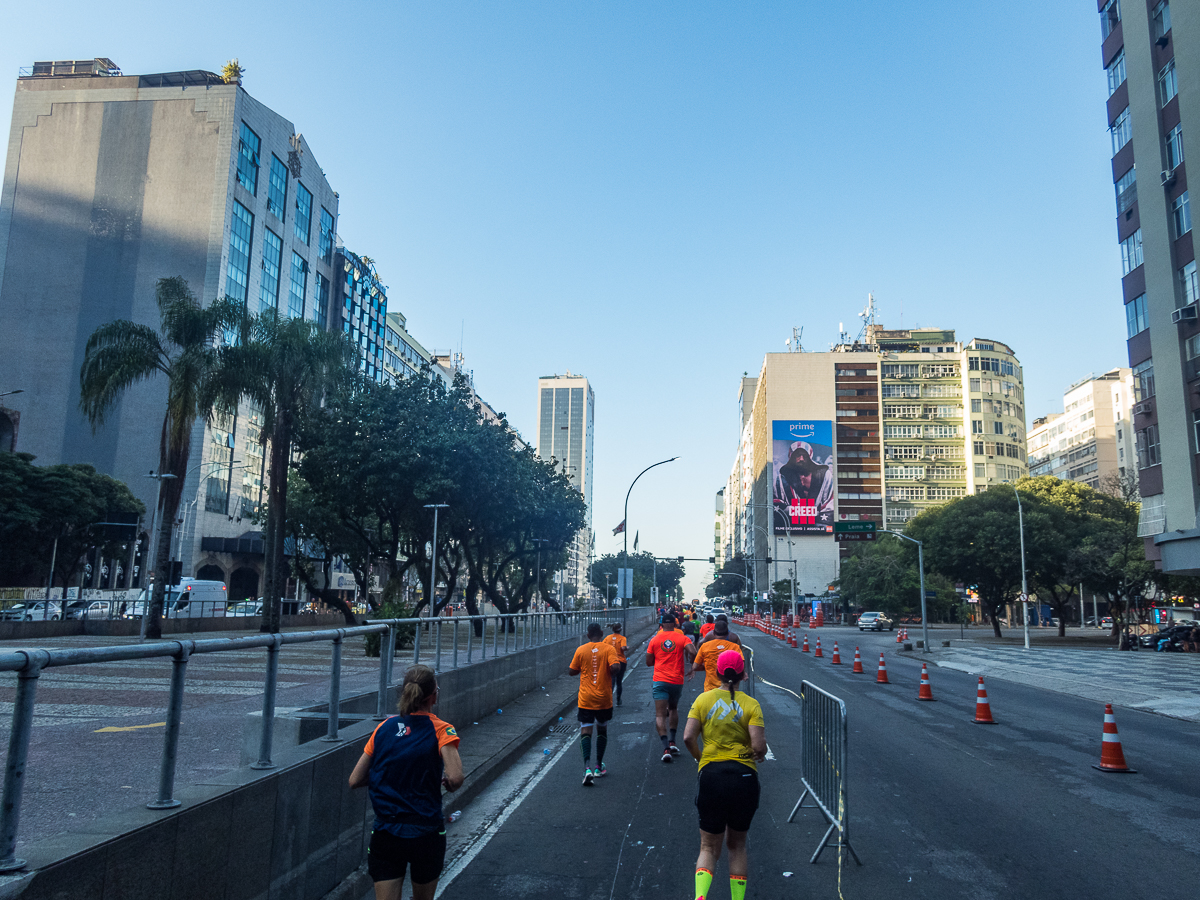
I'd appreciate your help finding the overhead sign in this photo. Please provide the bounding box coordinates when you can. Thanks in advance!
[771,420,835,535]
[617,568,634,600]
[833,521,876,533]
[834,532,875,542]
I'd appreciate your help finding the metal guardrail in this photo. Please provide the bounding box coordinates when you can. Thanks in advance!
[0,607,615,873]
[787,680,861,865]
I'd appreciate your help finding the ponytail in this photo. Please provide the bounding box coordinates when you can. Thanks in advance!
[719,668,740,705]
[398,664,437,715]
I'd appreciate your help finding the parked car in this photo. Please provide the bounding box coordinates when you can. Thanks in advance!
[63,600,116,620]
[227,601,263,617]
[858,611,894,631]
[1,601,63,621]
[1100,616,1114,630]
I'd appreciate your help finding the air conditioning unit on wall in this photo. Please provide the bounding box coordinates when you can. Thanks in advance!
[1172,305,1198,324]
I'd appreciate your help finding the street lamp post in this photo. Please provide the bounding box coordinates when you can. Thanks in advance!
[1014,488,1030,651]
[424,504,449,616]
[622,457,679,627]
[880,530,929,653]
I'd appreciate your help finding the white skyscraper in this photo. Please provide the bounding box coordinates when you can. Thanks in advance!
[536,373,595,601]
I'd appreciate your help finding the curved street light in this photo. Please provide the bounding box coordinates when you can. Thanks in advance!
[879,529,930,653]
[621,457,679,626]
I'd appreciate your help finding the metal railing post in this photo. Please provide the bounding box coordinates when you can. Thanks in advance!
[435,619,443,671]
[376,625,391,721]
[322,632,344,742]
[250,634,282,770]
[492,614,499,656]
[147,641,191,809]
[452,619,459,669]
[466,617,474,663]
[0,650,48,872]
[413,616,422,665]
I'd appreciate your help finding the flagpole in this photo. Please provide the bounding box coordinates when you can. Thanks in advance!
[622,457,679,630]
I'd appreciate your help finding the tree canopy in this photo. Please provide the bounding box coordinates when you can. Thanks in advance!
[589,552,684,607]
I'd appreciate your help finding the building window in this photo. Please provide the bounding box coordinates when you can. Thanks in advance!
[1166,124,1184,170]
[315,272,329,329]
[204,476,229,514]
[319,208,334,265]
[971,419,983,434]
[237,122,260,195]
[1159,60,1178,106]
[288,252,308,319]
[1125,294,1147,337]
[227,201,253,304]
[1106,49,1126,96]
[1115,166,1137,215]
[1136,424,1160,468]
[1101,0,1121,38]
[268,155,288,219]
[1119,229,1142,274]
[1193,410,1200,451]
[993,421,1005,435]
[1110,107,1131,155]
[260,228,282,313]
[295,183,313,245]
[1152,1,1171,39]
[1172,191,1191,238]
[1133,359,1155,401]
[1180,261,1199,306]
[973,440,985,456]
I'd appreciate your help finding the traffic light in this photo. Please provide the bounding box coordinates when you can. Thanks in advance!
[677,556,684,563]
[765,556,773,564]
[708,557,715,563]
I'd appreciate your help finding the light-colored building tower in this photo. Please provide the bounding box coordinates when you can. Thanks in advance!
[718,324,1027,598]
[1027,369,1137,489]
[535,373,595,598]
[1098,2,1200,570]
[0,59,339,601]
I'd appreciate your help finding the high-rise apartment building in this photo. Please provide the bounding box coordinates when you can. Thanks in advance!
[0,59,340,600]
[1027,368,1137,489]
[719,325,1027,595]
[535,373,595,599]
[1098,1,1200,571]
[333,246,388,383]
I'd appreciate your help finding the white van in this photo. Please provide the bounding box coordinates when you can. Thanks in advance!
[137,579,228,618]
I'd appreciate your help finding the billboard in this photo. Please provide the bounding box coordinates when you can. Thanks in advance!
[772,420,835,535]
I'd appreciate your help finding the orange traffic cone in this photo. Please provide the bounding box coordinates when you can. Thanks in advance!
[896,628,903,643]
[903,628,909,641]
[790,628,797,648]
[831,642,842,665]
[813,637,823,658]
[876,653,889,683]
[973,677,996,724]
[852,647,864,674]
[801,633,810,652]
[917,663,935,701]
[1093,704,1136,773]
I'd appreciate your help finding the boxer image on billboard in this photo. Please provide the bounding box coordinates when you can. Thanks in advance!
[772,420,834,534]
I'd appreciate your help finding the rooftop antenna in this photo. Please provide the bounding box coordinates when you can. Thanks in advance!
[784,326,803,353]
[856,292,877,344]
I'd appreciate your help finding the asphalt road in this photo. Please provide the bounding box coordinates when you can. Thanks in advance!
[437,625,1200,900]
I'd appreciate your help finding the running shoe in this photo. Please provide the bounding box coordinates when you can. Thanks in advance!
[668,743,681,756]
[661,750,673,764]
[582,768,595,786]
[596,763,608,777]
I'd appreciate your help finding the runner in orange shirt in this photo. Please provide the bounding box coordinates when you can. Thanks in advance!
[645,613,697,762]
[604,622,629,707]
[691,629,744,692]
[699,615,716,640]
[569,623,621,785]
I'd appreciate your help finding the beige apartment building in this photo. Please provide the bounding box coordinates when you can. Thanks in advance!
[718,324,1027,597]
[1027,369,1137,489]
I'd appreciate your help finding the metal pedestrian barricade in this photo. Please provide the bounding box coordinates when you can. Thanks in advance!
[788,680,861,866]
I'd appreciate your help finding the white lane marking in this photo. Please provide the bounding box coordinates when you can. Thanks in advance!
[764,744,775,761]
[435,732,575,898]
[437,633,648,897]
[757,678,803,702]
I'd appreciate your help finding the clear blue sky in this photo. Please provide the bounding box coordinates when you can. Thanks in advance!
[0,2,1123,599]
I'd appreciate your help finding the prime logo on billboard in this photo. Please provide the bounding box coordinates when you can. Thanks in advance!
[772,420,834,535]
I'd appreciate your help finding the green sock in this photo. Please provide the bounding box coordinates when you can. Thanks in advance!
[596,731,607,764]
[694,868,713,900]
[730,875,747,900]
[580,734,591,764]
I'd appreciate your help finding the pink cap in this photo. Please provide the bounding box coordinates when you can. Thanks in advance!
[717,649,745,676]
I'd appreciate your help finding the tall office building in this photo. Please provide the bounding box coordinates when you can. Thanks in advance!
[1027,369,1137,489]
[720,325,1027,595]
[1098,1,1200,571]
[535,373,595,599]
[0,59,339,599]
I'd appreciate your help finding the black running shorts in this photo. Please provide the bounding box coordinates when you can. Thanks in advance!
[367,827,446,884]
[695,761,760,834]
[577,706,614,725]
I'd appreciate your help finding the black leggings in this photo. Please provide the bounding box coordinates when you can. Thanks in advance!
[613,662,628,702]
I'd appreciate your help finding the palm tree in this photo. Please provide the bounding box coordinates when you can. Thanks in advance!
[79,277,245,639]
[221,309,357,633]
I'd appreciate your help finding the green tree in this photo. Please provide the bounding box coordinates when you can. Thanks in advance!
[835,539,918,619]
[79,277,243,639]
[219,309,358,633]
[589,552,684,607]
